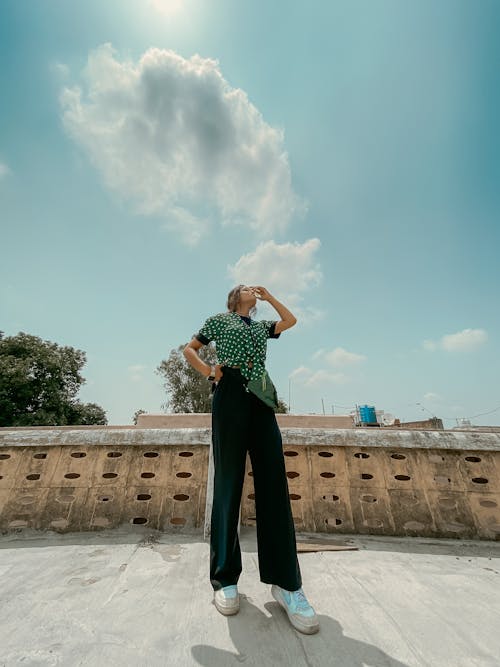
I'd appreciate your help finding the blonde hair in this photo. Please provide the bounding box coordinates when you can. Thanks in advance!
[226,284,257,318]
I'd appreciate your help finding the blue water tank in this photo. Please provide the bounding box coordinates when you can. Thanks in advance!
[359,405,377,424]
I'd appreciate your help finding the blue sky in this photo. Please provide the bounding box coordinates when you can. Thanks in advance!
[1,0,499,426]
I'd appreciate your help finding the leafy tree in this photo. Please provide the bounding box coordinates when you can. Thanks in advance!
[156,342,289,414]
[133,408,147,425]
[275,397,289,414]
[0,331,107,426]
[67,401,107,425]
[156,344,217,413]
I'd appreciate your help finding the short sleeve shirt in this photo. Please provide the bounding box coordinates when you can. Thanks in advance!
[193,311,281,381]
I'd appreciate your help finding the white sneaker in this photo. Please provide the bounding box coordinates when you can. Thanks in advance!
[271,585,320,634]
[214,584,240,615]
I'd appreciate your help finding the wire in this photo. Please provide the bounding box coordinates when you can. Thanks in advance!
[413,401,500,422]
[469,404,500,419]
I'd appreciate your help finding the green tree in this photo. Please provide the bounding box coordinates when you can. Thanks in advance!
[156,344,217,413]
[0,331,107,426]
[275,397,289,414]
[156,342,289,414]
[133,408,147,425]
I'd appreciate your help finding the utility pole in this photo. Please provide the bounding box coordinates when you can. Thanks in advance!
[288,378,291,413]
[321,398,325,415]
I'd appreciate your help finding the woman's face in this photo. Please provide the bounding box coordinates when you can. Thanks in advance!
[239,286,257,304]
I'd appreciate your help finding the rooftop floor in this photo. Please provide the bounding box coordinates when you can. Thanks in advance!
[1,527,499,666]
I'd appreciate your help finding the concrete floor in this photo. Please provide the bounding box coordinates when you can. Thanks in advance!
[0,526,499,667]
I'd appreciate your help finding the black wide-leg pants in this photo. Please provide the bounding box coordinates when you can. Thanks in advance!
[209,365,302,592]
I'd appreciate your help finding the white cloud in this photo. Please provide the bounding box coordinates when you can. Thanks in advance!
[289,366,348,386]
[441,328,488,351]
[227,238,323,322]
[423,392,442,402]
[304,369,348,386]
[423,328,487,352]
[323,346,366,367]
[289,365,311,380]
[60,44,305,245]
[0,162,10,179]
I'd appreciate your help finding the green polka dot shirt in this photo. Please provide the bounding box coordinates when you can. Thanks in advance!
[193,311,281,381]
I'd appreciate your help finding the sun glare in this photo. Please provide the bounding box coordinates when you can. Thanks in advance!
[148,0,185,16]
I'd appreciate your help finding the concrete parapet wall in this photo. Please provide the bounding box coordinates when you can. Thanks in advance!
[136,413,355,428]
[1,427,499,539]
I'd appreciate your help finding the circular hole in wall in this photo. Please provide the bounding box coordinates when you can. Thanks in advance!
[438,497,457,509]
[403,521,426,530]
[325,517,342,526]
[428,454,445,463]
[434,476,451,484]
[170,517,186,525]
[56,494,75,503]
[19,495,36,505]
[479,499,497,508]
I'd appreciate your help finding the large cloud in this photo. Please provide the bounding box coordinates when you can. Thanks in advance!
[60,44,305,245]
[423,328,488,352]
[226,238,323,322]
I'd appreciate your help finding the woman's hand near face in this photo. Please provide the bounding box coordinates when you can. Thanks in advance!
[250,286,272,301]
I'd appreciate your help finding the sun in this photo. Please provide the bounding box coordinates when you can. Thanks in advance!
[148,0,185,16]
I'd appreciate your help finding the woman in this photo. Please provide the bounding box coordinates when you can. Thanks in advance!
[183,284,319,635]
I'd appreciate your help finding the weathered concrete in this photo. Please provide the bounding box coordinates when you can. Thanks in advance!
[1,428,499,540]
[0,526,499,666]
[2,426,500,450]
[136,413,355,428]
